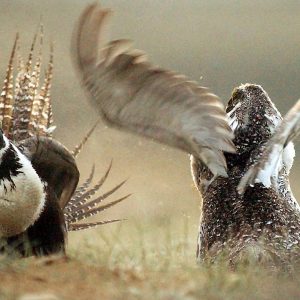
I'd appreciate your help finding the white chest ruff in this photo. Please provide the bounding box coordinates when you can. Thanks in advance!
[0,139,46,237]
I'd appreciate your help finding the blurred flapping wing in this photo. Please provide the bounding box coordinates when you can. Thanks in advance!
[72,3,235,177]
[238,100,300,194]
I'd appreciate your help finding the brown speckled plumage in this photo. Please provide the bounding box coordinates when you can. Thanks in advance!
[192,84,300,269]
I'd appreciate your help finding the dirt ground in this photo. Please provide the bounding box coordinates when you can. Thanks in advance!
[0,1,300,299]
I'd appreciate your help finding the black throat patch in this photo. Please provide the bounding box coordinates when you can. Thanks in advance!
[0,143,24,192]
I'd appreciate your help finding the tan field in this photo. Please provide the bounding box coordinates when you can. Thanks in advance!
[0,1,299,299]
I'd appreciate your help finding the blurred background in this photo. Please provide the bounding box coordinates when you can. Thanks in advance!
[0,0,299,231]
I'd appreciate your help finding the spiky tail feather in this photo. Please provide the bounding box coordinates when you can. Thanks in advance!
[72,119,100,158]
[0,34,18,135]
[68,219,123,231]
[64,162,130,231]
[0,26,56,142]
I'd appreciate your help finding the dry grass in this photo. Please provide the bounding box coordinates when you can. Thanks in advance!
[0,2,299,299]
[0,218,299,300]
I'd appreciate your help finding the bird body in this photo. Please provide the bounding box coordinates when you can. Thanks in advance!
[72,4,300,269]
[191,84,300,268]
[0,133,45,238]
[0,28,129,257]
[72,3,300,266]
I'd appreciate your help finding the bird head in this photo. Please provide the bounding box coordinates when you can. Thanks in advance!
[226,83,282,153]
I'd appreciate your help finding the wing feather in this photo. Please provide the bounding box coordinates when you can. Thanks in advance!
[238,100,300,194]
[72,3,235,177]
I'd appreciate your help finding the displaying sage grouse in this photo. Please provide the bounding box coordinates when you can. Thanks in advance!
[191,84,300,269]
[0,30,129,257]
[72,3,300,268]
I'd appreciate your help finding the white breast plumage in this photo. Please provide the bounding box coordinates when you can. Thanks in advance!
[0,135,45,237]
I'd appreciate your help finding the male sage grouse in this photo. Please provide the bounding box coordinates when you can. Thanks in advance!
[72,3,300,269]
[0,29,129,257]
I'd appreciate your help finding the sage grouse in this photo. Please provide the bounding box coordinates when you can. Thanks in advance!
[0,30,129,257]
[72,3,300,268]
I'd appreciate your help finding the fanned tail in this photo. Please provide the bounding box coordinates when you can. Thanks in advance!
[68,194,130,222]
[0,34,19,136]
[12,29,39,141]
[70,164,95,204]
[0,26,56,142]
[64,162,129,231]
[65,160,113,215]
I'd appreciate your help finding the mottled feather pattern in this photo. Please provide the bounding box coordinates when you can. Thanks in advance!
[35,46,54,136]
[68,219,121,231]
[192,84,300,269]
[68,194,129,223]
[0,34,18,135]
[238,99,300,194]
[12,31,39,141]
[0,27,55,142]
[28,31,44,136]
[65,162,129,230]
[65,160,113,215]
[68,164,95,205]
[68,180,128,219]
[71,119,99,157]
